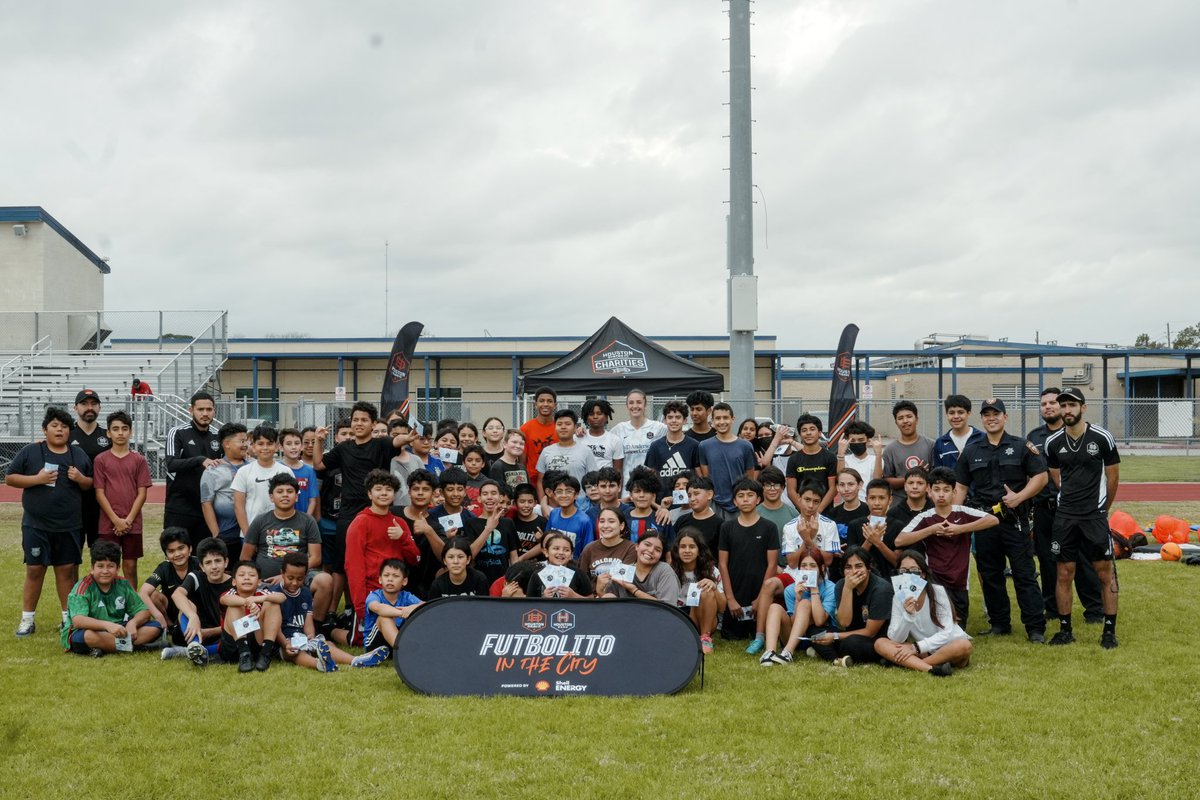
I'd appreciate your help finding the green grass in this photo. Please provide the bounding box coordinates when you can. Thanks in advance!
[2,504,1200,799]
[1119,455,1200,482]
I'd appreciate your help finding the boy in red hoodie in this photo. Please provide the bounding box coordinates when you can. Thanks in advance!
[344,469,419,642]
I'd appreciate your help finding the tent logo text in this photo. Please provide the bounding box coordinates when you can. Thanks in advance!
[591,340,648,375]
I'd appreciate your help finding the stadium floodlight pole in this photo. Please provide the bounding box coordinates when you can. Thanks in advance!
[727,0,757,420]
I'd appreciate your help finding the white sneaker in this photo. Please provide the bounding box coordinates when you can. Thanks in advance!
[161,646,188,661]
[15,618,35,637]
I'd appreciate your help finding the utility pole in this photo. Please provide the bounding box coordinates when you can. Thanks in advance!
[727,0,757,419]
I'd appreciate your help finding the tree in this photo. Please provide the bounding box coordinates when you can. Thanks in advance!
[1173,323,1200,349]
[1134,333,1165,349]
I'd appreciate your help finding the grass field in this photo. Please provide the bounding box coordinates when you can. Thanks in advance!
[2,503,1200,799]
[1118,455,1200,483]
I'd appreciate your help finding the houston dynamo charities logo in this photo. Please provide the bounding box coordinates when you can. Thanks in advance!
[590,340,648,376]
[835,351,853,383]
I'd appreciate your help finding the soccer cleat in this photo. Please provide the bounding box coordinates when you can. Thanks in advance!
[314,639,338,672]
[237,641,254,673]
[15,619,35,637]
[1048,630,1075,646]
[1100,631,1119,650]
[88,647,104,658]
[351,646,392,668]
[770,650,792,665]
[930,663,954,677]
[1027,631,1046,644]
[758,651,776,667]
[834,655,853,668]
[186,640,209,667]
[699,634,714,655]
[160,646,188,661]
[745,638,765,656]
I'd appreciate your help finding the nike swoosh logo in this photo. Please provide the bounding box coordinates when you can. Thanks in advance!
[255,478,270,483]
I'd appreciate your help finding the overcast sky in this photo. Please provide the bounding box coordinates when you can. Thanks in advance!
[3,1,1197,351]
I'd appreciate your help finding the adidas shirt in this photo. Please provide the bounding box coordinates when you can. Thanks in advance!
[643,436,702,499]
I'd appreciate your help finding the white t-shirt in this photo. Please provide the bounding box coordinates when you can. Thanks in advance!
[781,515,841,554]
[612,419,668,483]
[536,442,598,483]
[843,452,876,500]
[230,460,295,528]
[579,431,624,469]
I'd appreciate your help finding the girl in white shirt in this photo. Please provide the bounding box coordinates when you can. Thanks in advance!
[875,550,972,676]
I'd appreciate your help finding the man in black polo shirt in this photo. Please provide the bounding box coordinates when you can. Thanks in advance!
[1044,388,1121,649]
[69,389,111,549]
[1027,387,1103,623]
[165,391,221,546]
[953,398,1047,642]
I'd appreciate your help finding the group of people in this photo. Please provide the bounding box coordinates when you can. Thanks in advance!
[7,382,1122,677]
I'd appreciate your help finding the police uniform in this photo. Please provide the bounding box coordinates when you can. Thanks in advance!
[69,389,111,549]
[1027,421,1103,620]
[954,400,1046,637]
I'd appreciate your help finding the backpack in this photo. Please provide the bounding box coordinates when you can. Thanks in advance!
[1110,529,1147,560]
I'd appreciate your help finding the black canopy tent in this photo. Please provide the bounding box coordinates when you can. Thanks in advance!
[519,317,724,395]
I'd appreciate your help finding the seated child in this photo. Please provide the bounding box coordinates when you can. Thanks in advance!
[274,552,356,673]
[62,540,161,656]
[217,560,284,673]
[355,559,424,667]
[874,550,972,677]
[139,527,199,640]
[163,537,232,667]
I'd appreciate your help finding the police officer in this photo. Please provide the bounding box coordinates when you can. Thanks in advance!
[69,388,111,550]
[953,398,1047,642]
[1027,387,1103,623]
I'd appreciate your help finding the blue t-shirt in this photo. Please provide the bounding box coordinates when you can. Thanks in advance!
[363,587,422,641]
[783,578,838,627]
[699,438,757,512]
[278,585,313,638]
[547,507,595,558]
[290,462,320,515]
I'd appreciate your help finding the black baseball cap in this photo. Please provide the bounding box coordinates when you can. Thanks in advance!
[1057,388,1086,404]
[980,398,1006,414]
[74,389,99,404]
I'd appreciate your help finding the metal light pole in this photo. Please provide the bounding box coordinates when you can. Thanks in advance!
[727,0,757,419]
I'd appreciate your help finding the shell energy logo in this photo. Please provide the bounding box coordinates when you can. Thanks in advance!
[521,609,547,633]
[590,339,648,376]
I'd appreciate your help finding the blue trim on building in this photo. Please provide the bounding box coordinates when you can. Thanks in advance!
[0,206,111,274]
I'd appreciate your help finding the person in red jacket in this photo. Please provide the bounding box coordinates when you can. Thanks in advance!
[344,469,419,640]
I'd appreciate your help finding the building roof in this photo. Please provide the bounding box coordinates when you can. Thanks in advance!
[0,206,111,274]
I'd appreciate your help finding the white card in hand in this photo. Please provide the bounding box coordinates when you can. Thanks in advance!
[798,568,819,589]
[610,563,636,584]
[539,564,567,588]
[233,614,261,639]
[685,582,702,607]
[554,566,575,587]
[43,462,59,486]
[290,632,309,650]
[899,574,927,601]
[869,515,887,528]
[438,447,460,464]
[440,512,463,532]
[671,489,689,505]
[114,635,133,652]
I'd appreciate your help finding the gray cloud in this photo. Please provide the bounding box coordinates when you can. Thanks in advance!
[2,0,1197,348]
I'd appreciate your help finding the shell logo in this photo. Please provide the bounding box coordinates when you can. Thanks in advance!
[535,680,551,692]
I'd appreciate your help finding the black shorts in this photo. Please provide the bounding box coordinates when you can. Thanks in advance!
[216,631,262,663]
[363,624,388,652]
[23,525,83,566]
[1051,515,1112,564]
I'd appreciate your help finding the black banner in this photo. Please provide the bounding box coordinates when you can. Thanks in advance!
[825,323,860,448]
[394,597,701,697]
[380,321,423,419]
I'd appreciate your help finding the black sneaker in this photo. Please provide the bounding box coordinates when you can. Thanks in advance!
[255,641,277,672]
[186,640,209,667]
[930,663,953,677]
[236,641,254,673]
[977,626,1012,637]
[88,647,104,658]
[1100,631,1119,650]
[1048,630,1075,646]
[1027,631,1045,644]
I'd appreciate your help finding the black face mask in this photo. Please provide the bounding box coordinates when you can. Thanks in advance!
[848,441,867,456]
[754,436,775,452]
